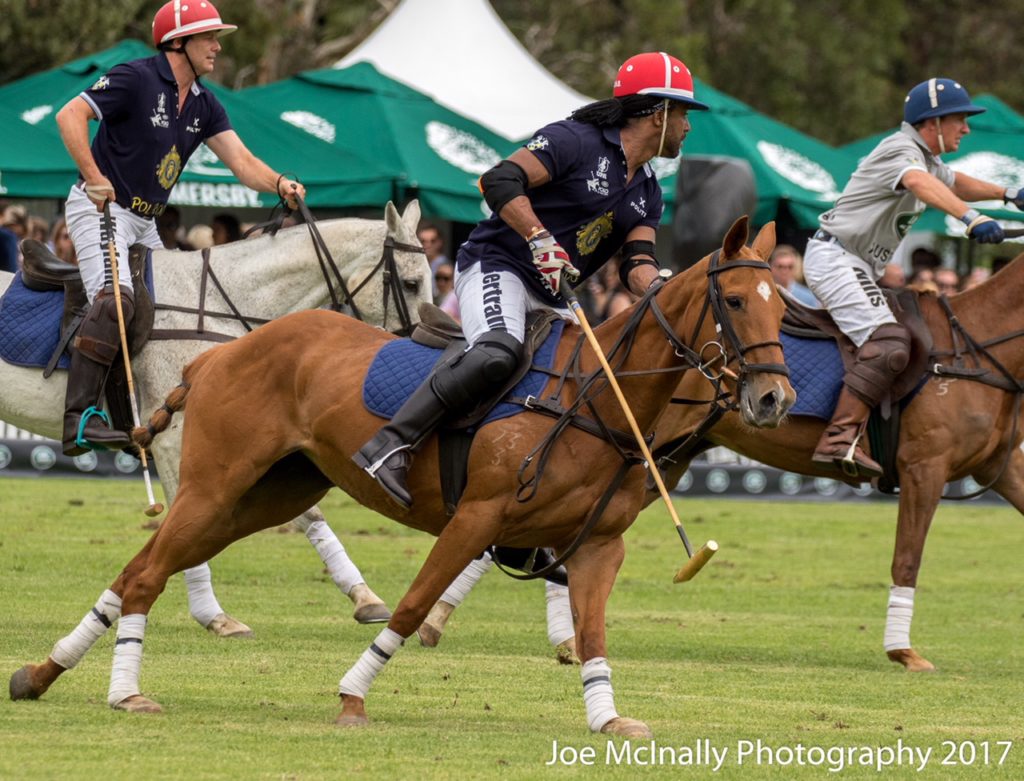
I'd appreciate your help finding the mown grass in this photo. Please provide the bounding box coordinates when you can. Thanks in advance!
[0,476,1021,780]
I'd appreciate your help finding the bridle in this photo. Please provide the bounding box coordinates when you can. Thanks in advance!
[152,199,424,342]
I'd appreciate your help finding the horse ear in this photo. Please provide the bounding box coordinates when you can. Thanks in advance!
[401,199,422,235]
[722,215,750,258]
[750,221,776,260]
[385,201,402,235]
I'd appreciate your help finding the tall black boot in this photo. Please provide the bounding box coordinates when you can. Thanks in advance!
[61,288,133,456]
[354,330,522,509]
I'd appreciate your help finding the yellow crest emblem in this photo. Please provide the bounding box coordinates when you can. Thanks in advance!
[155,146,182,190]
[575,211,614,256]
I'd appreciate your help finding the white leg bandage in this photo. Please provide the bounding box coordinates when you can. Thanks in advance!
[50,589,122,669]
[581,657,619,732]
[884,585,915,651]
[339,627,404,699]
[440,553,492,607]
[545,582,574,646]
[108,613,147,707]
[184,563,225,628]
[305,519,363,595]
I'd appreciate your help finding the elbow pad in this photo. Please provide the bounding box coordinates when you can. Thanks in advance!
[479,160,529,214]
[618,240,659,289]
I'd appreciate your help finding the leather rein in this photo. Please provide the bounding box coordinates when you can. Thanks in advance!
[150,199,422,343]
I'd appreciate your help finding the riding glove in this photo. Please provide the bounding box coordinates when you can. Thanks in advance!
[528,229,580,296]
[962,209,1005,244]
[1005,187,1024,211]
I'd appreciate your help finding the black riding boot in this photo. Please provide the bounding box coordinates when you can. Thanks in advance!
[61,288,134,456]
[492,546,568,586]
[353,330,523,509]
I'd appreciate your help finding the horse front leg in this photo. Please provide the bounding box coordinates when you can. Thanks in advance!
[886,460,946,673]
[565,535,650,738]
[336,506,502,727]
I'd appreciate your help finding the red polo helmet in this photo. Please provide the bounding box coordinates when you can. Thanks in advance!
[152,0,237,47]
[613,52,709,110]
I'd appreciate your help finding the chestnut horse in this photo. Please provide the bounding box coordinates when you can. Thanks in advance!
[652,251,1024,673]
[10,218,795,737]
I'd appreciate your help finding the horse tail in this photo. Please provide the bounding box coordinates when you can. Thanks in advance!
[131,381,191,448]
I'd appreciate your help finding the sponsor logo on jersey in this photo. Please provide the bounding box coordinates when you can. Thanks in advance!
[90,75,110,91]
[155,145,182,190]
[576,211,614,256]
[586,156,611,196]
[852,267,885,307]
[151,92,169,129]
[481,272,506,330]
[526,135,550,152]
[186,117,202,134]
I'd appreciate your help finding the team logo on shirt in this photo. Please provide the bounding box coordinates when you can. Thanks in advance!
[587,156,611,196]
[186,117,202,134]
[90,75,110,91]
[155,145,182,190]
[630,197,647,217]
[151,93,169,129]
[526,135,549,151]
[576,211,614,256]
[894,212,919,239]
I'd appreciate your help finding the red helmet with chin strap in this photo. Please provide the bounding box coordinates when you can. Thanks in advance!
[614,52,709,111]
[152,0,237,48]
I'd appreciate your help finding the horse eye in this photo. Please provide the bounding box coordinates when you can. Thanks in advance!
[403,279,421,294]
[725,295,743,309]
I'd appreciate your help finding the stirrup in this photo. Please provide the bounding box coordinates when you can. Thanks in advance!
[360,444,410,477]
[75,406,113,451]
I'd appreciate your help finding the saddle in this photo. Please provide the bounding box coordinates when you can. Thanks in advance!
[21,239,156,377]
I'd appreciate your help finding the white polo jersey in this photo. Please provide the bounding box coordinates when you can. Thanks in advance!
[819,123,954,275]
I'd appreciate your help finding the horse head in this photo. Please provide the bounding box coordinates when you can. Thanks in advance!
[693,216,795,428]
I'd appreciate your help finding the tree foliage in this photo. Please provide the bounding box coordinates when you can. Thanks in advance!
[2,0,1021,145]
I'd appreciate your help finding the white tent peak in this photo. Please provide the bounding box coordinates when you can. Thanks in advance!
[336,0,593,140]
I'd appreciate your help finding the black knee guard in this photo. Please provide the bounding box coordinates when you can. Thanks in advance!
[430,330,522,409]
[845,322,911,406]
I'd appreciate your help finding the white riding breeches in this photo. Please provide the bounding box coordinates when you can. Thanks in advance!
[64,185,163,302]
[802,238,897,348]
[454,262,573,346]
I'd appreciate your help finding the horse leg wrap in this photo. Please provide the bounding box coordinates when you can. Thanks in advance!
[184,563,225,628]
[883,586,915,651]
[50,589,122,669]
[339,627,404,699]
[108,613,146,707]
[844,323,911,407]
[545,582,574,647]
[581,657,620,732]
[440,551,493,607]
[305,519,363,594]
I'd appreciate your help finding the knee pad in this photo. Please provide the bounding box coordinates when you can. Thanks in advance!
[431,330,522,408]
[75,289,133,364]
[846,323,911,405]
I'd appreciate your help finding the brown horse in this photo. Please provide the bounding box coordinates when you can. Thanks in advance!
[652,251,1024,673]
[10,217,794,736]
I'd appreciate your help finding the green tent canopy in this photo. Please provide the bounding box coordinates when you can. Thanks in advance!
[0,41,399,208]
[240,63,521,223]
[842,94,1024,237]
[655,78,858,228]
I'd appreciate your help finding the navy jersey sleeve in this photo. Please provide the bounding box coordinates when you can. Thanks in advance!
[78,64,139,122]
[640,179,665,230]
[201,93,232,140]
[521,121,583,181]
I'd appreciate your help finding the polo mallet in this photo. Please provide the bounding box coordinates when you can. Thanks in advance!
[560,279,717,582]
[1004,227,1024,238]
[102,202,164,518]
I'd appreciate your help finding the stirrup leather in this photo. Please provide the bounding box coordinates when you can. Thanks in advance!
[75,406,113,451]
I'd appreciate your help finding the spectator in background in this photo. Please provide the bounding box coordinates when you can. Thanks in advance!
[433,261,461,320]
[769,244,818,305]
[211,212,242,244]
[934,267,961,295]
[910,247,941,276]
[879,262,906,288]
[28,216,49,245]
[417,221,449,298]
[587,255,635,322]
[50,217,77,264]
[907,266,936,291]
[187,223,215,250]
[961,267,989,290]
[157,206,192,251]
[0,210,19,272]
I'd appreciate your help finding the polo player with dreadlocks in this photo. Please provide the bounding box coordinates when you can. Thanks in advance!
[803,77,1024,479]
[354,51,708,508]
[55,0,305,456]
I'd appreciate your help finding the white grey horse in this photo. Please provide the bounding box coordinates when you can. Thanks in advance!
[0,201,431,636]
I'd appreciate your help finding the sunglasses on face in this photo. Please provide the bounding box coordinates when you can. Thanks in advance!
[435,274,452,282]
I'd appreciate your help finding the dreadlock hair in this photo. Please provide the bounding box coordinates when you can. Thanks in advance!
[570,95,666,127]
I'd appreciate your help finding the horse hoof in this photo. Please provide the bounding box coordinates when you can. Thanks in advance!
[554,639,580,666]
[206,613,254,639]
[601,717,653,739]
[417,622,442,648]
[9,666,43,700]
[113,694,163,714]
[336,694,368,727]
[417,601,455,647]
[887,648,937,673]
[349,585,392,624]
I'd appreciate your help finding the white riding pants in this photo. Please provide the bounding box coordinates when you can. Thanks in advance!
[802,238,897,348]
[64,185,163,302]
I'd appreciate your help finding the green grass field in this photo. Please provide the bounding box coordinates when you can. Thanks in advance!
[1,476,1021,780]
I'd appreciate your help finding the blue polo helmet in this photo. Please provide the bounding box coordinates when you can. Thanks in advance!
[903,78,985,125]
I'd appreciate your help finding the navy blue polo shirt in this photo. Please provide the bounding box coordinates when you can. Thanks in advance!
[457,120,665,305]
[78,53,231,218]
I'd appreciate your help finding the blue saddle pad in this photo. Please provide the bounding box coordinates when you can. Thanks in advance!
[363,320,565,426]
[0,254,154,371]
[780,331,844,420]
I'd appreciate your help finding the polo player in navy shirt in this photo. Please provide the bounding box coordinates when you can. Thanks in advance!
[55,0,305,456]
[353,51,709,511]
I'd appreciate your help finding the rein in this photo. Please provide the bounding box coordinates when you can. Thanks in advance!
[501,251,780,581]
[150,200,423,342]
